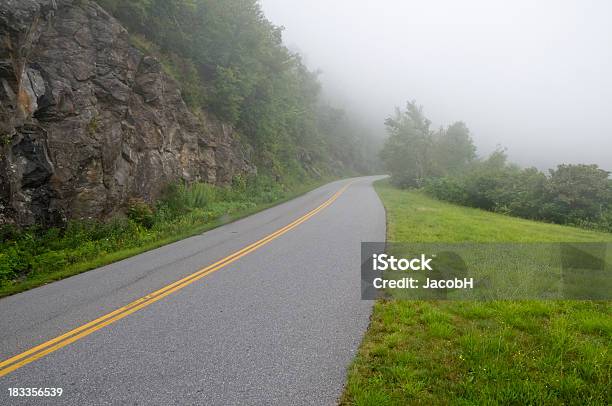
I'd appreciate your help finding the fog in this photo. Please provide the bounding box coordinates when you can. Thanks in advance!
[259,0,612,171]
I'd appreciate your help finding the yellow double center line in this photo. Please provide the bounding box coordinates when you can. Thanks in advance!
[0,181,353,378]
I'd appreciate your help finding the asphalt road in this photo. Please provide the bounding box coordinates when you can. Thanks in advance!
[0,176,386,405]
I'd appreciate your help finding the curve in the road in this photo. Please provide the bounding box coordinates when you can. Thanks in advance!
[0,181,354,378]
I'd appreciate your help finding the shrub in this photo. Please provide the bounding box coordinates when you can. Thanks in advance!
[546,164,611,222]
[183,183,218,209]
[598,210,612,233]
[31,250,69,274]
[0,176,302,291]
[0,243,33,282]
[61,220,99,248]
[158,182,219,214]
[127,198,155,229]
[244,175,285,204]
[424,177,467,205]
[0,249,18,281]
[423,161,611,231]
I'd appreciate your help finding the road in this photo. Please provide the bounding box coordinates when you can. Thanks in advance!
[0,176,386,405]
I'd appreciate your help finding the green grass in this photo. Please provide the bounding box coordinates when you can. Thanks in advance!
[341,180,612,405]
[381,183,612,243]
[0,177,332,298]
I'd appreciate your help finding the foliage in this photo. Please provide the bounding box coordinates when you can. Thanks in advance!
[127,198,155,229]
[381,101,476,187]
[545,164,612,223]
[425,158,612,231]
[381,100,612,231]
[0,175,303,291]
[94,0,377,179]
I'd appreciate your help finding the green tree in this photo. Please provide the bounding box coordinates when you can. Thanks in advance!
[381,102,434,187]
[434,121,476,173]
[95,0,378,180]
[545,164,611,222]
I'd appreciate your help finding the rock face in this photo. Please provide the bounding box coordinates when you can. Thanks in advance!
[0,0,255,226]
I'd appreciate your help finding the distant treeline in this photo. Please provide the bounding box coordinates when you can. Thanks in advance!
[96,0,378,180]
[381,101,612,232]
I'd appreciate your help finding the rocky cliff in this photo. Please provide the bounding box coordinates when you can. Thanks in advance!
[0,0,255,226]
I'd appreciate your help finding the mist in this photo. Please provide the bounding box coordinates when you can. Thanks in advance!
[259,0,612,171]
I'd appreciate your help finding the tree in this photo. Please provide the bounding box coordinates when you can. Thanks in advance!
[95,0,379,180]
[380,101,434,187]
[381,102,478,187]
[545,164,611,222]
[434,121,476,173]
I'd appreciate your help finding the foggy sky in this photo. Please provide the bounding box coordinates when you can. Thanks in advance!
[259,0,612,171]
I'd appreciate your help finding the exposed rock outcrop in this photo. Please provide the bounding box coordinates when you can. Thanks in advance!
[0,0,255,226]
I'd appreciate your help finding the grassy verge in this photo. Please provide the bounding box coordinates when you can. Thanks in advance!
[0,177,334,298]
[341,180,612,405]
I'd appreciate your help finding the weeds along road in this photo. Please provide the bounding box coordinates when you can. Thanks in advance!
[0,176,386,405]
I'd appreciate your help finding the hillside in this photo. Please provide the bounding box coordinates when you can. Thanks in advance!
[0,0,375,227]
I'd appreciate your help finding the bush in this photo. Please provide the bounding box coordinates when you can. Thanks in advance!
[0,237,37,282]
[244,175,285,203]
[597,210,612,233]
[183,183,218,209]
[424,177,467,205]
[31,250,69,275]
[158,182,219,214]
[0,176,301,290]
[424,162,611,231]
[378,100,611,231]
[545,164,611,222]
[0,247,20,281]
[127,198,155,229]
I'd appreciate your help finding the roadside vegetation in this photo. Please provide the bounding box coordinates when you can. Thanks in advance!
[341,181,612,405]
[96,0,378,179]
[1,0,379,296]
[381,101,612,232]
[0,176,328,297]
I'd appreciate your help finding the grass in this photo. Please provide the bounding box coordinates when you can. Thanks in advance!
[0,177,333,298]
[341,180,612,405]
[382,184,612,243]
